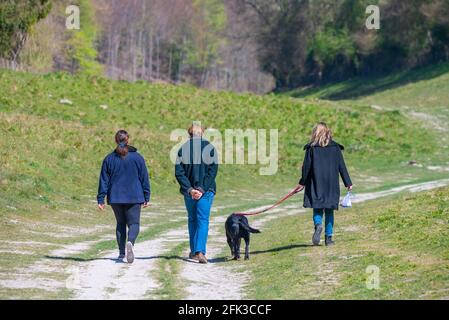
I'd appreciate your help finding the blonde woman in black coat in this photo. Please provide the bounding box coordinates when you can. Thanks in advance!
[298,123,353,246]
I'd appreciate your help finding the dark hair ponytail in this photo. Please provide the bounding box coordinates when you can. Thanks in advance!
[115,130,129,158]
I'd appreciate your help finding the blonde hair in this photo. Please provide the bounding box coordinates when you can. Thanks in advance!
[310,122,332,147]
[188,123,204,137]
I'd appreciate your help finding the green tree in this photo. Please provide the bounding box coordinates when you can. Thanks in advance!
[422,0,449,62]
[377,0,431,70]
[240,0,311,89]
[308,28,357,82]
[185,0,227,85]
[67,0,103,76]
[0,0,51,66]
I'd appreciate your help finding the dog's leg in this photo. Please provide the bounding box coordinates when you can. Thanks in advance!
[235,238,241,260]
[232,240,239,260]
[244,235,250,260]
[226,236,234,256]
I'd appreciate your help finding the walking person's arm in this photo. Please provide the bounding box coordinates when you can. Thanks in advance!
[338,148,353,190]
[298,147,312,188]
[175,150,196,197]
[97,158,109,210]
[138,157,151,208]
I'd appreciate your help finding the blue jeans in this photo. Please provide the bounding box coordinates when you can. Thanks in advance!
[184,191,215,254]
[313,209,334,236]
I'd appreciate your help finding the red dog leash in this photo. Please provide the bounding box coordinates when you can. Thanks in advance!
[234,185,304,216]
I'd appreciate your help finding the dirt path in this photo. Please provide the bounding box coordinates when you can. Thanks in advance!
[352,179,449,203]
[409,111,448,132]
[70,239,164,299]
[2,179,448,299]
[180,215,249,300]
[67,227,190,299]
[177,178,449,300]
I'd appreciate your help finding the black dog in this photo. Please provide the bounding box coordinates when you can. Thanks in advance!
[225,213,260,260]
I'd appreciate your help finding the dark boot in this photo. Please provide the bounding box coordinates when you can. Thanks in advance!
[325,236,335,246]
[312,224,323,246]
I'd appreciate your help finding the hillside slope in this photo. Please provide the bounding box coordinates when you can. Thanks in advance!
[287,62,449,130]
[1,69,448,299]
[1,69,448,214]
[289,63,449,100]
[1,69,448,206]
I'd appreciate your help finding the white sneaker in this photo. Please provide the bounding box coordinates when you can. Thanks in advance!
[126,241,134,264]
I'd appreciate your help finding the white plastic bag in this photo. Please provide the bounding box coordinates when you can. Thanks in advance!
[341,191,352,208]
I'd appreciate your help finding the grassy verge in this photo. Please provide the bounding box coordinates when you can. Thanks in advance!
[151,242,189,300]
[241,186,449,299]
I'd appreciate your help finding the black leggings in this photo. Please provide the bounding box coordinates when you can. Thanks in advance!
[111,204,141,254]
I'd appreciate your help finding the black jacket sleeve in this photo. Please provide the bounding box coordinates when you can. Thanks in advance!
[138,157,151,202]
[175,149,193,195]
[338,148,352,187]
[203,147,218,192]
[97,157,109,204]
[299,147,312,185]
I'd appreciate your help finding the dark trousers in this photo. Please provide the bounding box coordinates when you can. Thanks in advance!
[111,204,141,254]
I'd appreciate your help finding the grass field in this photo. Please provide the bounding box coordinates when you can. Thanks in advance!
[240,186,449,299]
[0,65,448,299]
[287,62,449,105]
[287,62,449,135]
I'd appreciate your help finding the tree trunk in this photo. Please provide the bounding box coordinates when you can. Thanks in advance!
[168,49,172,81]
[149,28,153,80]
[156,35,160,79]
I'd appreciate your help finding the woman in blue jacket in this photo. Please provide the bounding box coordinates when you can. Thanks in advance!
[97,130,150,263]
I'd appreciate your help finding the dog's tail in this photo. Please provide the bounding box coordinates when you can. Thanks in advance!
[240,220,261,233]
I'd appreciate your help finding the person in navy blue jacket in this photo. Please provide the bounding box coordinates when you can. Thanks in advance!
[175,123,218,264]
[97,130,150,263]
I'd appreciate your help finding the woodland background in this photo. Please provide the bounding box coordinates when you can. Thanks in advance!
[1,0,449,93]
